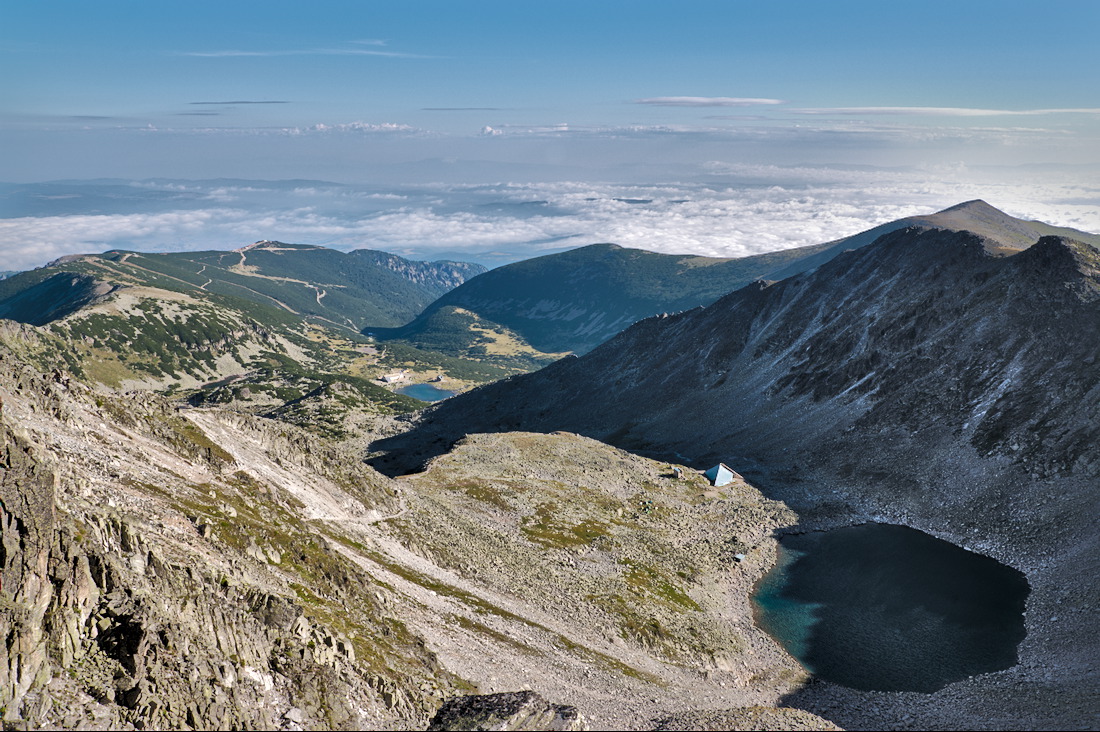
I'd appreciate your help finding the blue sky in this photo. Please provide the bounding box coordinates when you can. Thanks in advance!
[1,1,1098,270]
[4,0,1099,177]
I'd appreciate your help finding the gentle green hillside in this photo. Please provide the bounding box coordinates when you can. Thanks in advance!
[0,241,481,334]
[375,304,565,372]
[158,242,456,328]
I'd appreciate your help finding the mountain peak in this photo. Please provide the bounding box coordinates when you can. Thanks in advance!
[908,200,1058,255]
[938,199,997,213]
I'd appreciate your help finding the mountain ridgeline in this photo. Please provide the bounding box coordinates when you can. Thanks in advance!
[0,241,484,332]
[379,200,1100,358]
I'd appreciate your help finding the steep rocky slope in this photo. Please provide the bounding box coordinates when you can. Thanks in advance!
[371,225,1100,729]
[0,326,836,730]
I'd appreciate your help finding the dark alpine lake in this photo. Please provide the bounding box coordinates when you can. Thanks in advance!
[396,383,456,402]
[751,522,1029,693]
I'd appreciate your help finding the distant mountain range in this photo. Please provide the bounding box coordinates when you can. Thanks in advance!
[380,200,1100,358]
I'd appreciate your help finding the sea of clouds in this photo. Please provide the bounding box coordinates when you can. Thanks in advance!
[1,163,1097,272]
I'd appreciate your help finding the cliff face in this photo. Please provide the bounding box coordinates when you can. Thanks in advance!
[0,347,451,729]
[371,227,1100,729]
[349,250,487,299]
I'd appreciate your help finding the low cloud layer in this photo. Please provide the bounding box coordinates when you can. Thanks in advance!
[2,166,1097,272]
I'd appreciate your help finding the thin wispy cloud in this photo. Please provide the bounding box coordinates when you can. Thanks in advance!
[791,107,1100,117]
[634,97,785,107]
[178,46,433,59]
[190,100,291,105]
[302,122,417,133]
[116,120,421,136]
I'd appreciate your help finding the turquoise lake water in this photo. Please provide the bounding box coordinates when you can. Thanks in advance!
[751,523,1029,693]
[396,383,456,402]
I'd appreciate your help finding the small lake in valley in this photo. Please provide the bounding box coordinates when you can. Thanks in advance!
[396,383,456,402]
[751,522,1029,693]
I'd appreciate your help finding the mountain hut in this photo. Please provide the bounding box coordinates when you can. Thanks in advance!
[704,463,742,487]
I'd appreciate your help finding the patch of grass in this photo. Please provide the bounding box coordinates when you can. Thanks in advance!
[587,592,677,655]
[450,615,542,657]
[460,481,513,510]
[520,502,615,549]
[623,561,700,612]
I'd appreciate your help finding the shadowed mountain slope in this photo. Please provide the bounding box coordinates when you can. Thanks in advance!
[377,243,825,356]
[371,226,1100,480]
[0,272,117,326]
[369,223,1100,728]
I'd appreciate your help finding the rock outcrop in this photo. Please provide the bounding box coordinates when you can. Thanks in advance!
[0,345,451,729]
[427,691,586,731]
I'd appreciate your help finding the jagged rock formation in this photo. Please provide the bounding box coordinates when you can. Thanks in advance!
[0,345,454,729]
[371,225,1100,729]
[349,250,487,298]
[427,691,586,731]
[0,329,837,730]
